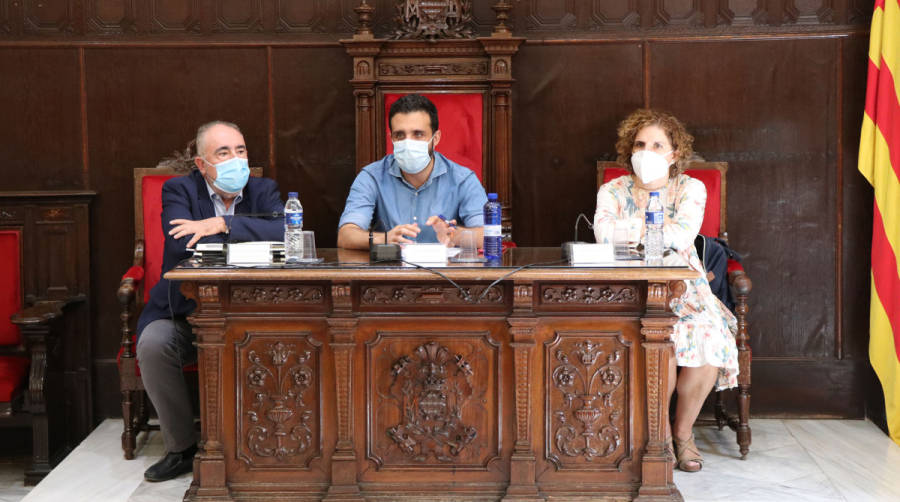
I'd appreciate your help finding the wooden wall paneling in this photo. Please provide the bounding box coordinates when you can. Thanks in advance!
[760,0,783,25]
[273,0,327,33]
[472,0,502,32]
[213,0,264,33]
[723,0,768,26]
[840,33,871,361]
[22,0,77,35]
[523,0,577,31]
[659,0,704,26]
[271,47,356,250]
[511,43,643,247]
[785,0,832,24]
[591,0,640,28]
[337,0,362,33]
[650,38,837,358]
[751,359,865,416]
[0,0,16,34]
[0,48,83,190]
[84,0,139,35]
[84,47,269,418]
[148,0,202,33]
[847,0,872,24]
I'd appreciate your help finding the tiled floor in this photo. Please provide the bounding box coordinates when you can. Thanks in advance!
[1,418,899,502]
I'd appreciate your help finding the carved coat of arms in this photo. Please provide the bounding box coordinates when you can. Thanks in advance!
[394,0,475,39]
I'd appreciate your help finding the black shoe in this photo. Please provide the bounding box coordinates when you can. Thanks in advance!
[144,444,197,482]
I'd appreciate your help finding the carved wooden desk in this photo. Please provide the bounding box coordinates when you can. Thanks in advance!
[167,248,696,502]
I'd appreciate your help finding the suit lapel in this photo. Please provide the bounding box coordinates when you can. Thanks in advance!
[192,170,216,220]
[235,184,251,215]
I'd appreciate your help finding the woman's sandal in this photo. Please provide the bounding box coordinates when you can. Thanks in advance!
[673,434,703,472]
[665,436,675,467]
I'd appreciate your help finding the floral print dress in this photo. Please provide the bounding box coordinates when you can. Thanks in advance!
[594,174,739,390]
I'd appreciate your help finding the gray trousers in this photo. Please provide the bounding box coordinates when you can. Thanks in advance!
[136,318,198,453]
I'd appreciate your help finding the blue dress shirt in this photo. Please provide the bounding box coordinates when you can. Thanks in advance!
[338,152,488,244]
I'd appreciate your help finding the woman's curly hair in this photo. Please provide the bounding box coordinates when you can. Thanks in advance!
[614,109,694,177]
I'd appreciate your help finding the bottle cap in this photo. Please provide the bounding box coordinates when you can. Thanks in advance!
[288,192,298,198]
[487,193,498,201]
[649,191,659,197]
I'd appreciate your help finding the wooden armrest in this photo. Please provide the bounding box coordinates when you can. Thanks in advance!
[11,296,85,326]
[118,240,146,306]
[728,268,752,296]
[118,277,138,306]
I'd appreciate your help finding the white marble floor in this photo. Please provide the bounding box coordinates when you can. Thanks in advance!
[1,418,899,502]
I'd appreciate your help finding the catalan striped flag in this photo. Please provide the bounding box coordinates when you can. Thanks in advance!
[859,0,900,446]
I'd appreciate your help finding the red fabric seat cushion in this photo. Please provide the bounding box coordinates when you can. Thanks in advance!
[385,93,484,181]
[602,168,722,238]
[0,230,23,347]
[142,175,178,301]
[0,356,29,402]
[117,335,197,377]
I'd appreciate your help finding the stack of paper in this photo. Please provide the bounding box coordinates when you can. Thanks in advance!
[226,241,283,265]
[401,243,448,265]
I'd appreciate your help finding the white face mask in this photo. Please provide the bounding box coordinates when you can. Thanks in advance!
[393,137,434,175]
[631,150,673,185]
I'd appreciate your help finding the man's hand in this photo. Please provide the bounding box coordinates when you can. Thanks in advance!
[387,223,420,244]
[425,215,457,245]
[169,217,228,248]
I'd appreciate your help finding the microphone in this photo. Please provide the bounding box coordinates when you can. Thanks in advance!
[370,218,401,262]
[561,213,594,261]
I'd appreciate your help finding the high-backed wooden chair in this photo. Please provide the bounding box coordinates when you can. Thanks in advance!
[598,161,753,459]
[117,166,263,459]
[0,229,82,484]
[342,2,523,238]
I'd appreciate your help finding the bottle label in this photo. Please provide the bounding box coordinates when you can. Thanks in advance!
[645,211,663,225]
[484,225,501,237]
[286,212,303,227]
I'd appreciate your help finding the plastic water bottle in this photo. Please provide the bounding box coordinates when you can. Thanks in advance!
[483,193,502,261]
[284,192,303,263]
[644,191,664,262]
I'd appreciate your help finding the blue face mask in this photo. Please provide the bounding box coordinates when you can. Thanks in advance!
[205,156,250,194]
[393,137,434,174]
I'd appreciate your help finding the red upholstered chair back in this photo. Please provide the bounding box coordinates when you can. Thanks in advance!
[134,167,265,302]
[139,173,177,302]
[0,230,23,346]
[384,93,484,181]
[597,161,728,238]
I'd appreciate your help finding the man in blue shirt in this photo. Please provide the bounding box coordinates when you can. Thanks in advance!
[337,94,488,248]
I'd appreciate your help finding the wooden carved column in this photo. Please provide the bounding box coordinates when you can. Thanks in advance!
[343,2,382,171]
[324,282,363,501]
[345,41,383,171]
[480,36,523,240]
[502,282,541,501]
[185,282,232,501]
[636,280,685,502]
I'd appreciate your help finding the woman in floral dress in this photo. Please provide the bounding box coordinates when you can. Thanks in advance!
[593,109,739,472]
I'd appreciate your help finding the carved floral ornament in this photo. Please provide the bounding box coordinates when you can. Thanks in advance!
[542,285,637,305]
[549,338,626,466]
[242,341,316,464]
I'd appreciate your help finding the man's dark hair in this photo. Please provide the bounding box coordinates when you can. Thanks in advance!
[388,94,439,133]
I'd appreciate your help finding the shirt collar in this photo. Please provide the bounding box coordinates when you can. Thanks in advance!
[387,153,449,188]
[204,180,243,205]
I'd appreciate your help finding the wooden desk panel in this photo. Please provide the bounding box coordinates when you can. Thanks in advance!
[169,248,695,502]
